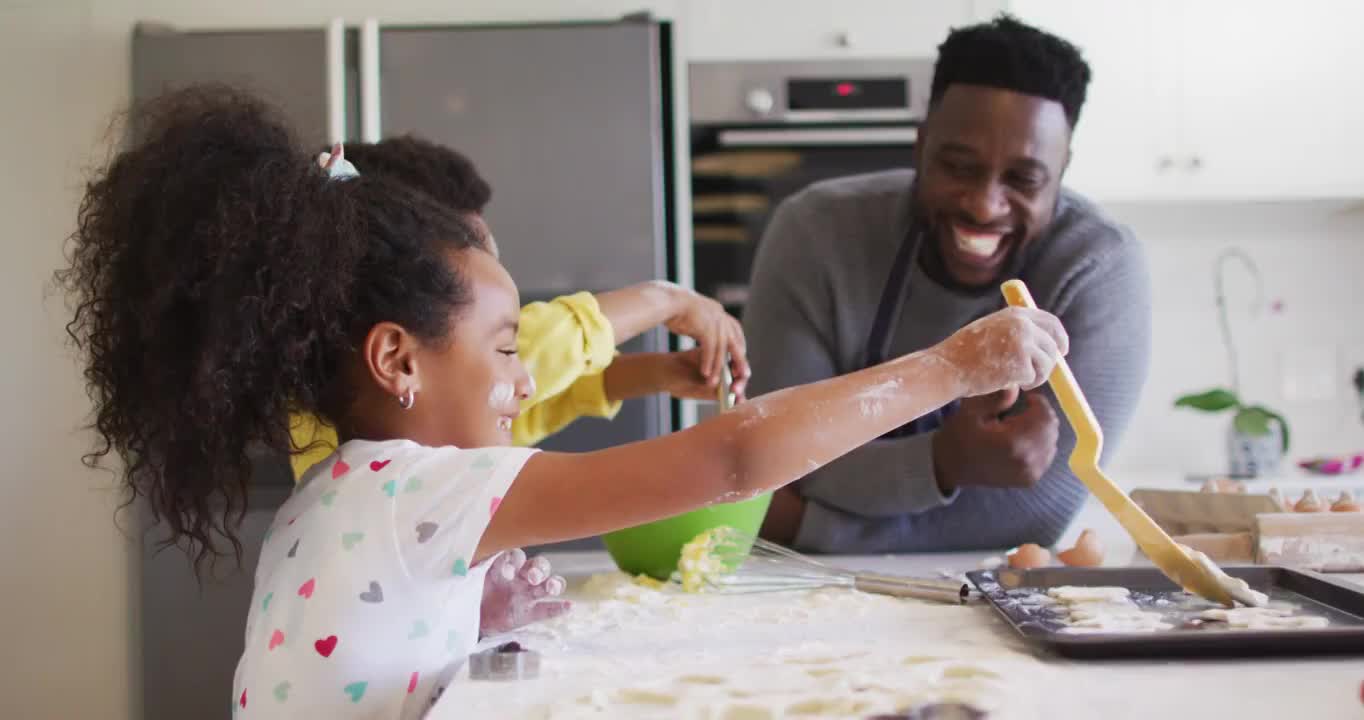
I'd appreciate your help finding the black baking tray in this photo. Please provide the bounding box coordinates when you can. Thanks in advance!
[966,566,1364,658]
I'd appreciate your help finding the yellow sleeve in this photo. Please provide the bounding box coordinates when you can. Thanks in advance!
[512,291,621,446]
[511,372,621,447]
[289,413,338,482]
[517,291,616,404]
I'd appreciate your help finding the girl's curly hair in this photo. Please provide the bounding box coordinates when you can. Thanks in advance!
[57,85,485,571]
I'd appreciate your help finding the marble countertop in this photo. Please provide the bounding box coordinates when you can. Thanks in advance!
[430,548,1363,719]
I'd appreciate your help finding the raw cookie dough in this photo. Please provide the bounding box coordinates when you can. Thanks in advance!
[1180,545,1269,607]
[1047,586,1172,634]
[1199,607,1330,629]
[1046,586,1131,604]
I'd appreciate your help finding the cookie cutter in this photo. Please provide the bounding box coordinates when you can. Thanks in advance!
[718,352,736,411]
[468,642,540,681]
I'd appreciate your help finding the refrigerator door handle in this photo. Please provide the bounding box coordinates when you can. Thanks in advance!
[360,18,382,142]
[325,17,346,144]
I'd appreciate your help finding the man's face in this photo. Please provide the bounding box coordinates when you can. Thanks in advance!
[913,84,1072,288]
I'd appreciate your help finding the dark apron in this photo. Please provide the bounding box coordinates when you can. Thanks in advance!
[863,221,961,439]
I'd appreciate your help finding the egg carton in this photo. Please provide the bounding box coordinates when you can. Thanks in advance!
[1131,488,1364,572]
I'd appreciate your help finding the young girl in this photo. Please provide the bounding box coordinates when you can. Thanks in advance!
[60,86,1067,718]
[290,136,750,479]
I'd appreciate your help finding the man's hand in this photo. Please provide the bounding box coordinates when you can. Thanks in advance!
[479,549,571,637]
[932,387,1060,494]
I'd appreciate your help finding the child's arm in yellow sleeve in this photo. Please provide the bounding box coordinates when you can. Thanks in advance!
[517,291,616,408]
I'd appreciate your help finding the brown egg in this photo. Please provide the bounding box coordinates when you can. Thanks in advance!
[1057,529,1105,567]
[1007,543,1051,569]
[1330,491,1360,513]
[1294,489,1325,513]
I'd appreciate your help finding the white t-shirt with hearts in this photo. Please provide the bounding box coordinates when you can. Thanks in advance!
[232,439,535,719]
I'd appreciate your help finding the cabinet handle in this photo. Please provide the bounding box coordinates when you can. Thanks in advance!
[1186,155,1203,171]
[1157,156,1174,171]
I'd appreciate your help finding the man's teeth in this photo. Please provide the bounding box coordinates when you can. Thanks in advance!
[954,230,1004,258]
[497,417,512,431]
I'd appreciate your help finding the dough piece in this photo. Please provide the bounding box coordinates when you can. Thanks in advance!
[1294,489,1325,513]
[1180,545,1269,607]
[1199,607,1329,629]
[1007,543,1051,569]
[1046,586,1131,604]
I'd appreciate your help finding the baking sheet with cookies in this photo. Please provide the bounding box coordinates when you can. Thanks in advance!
[968,566,1364,659]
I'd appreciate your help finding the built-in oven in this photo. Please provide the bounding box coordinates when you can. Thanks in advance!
[688,59,934,317]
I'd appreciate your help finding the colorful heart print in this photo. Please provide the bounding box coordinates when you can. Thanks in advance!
[342,531,365,550]
[315,635,338,658]
[451,558,468,577]
[273,681,291,702]
[268,629,284,651]
[381,480,397,498]
[343,681,367,703]
[370,459,391,472]
[358,581,384,603]
[416,522,438,543]
[331,459,350,479]
[297,578,316,599]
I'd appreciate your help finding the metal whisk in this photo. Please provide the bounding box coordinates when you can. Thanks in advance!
[689,527,971,604]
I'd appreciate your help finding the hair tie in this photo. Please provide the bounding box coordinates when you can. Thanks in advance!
[316,150,360,181]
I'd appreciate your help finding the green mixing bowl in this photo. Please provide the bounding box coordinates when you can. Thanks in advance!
[602,493,772,581]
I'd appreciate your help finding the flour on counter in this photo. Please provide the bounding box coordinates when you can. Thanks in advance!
[443,572,1050,720]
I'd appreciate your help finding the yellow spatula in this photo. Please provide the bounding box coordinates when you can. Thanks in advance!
[1001,279,1234,607]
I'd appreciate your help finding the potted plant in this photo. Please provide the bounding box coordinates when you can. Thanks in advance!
[1174,248,1290,478]
[1174,388,1290,477]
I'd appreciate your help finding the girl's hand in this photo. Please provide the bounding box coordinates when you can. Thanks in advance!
[930,307,1069,398]
[656,347,745,402]
[479,549,571,637]
[661,285,751,392]
[603,349,747,404]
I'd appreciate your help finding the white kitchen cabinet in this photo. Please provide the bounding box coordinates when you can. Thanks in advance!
[678,0,980,60]
[1008,0,1364,201]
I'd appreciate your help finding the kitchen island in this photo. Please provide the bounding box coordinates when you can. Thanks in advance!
[431,549,1363,719]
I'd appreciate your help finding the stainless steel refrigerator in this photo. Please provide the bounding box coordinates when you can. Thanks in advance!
[132,16,680,719]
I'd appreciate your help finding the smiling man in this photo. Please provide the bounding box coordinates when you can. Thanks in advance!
[746,15,1151,552]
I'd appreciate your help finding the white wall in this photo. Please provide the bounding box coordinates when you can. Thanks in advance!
[1106,201,1364,477]
[1,3,138,719]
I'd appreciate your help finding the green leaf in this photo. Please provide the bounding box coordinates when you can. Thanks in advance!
[1233,406,1273,436]
[1174,388,1240,412]
[1237,405,1291,453]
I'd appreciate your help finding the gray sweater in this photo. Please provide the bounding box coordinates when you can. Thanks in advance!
[743,169,1151,553]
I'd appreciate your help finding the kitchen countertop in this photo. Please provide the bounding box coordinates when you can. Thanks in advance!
[430,547,1363,719]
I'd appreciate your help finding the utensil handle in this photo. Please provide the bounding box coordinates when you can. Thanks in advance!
[1000,279,1104,459]
[853,576,969,604]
